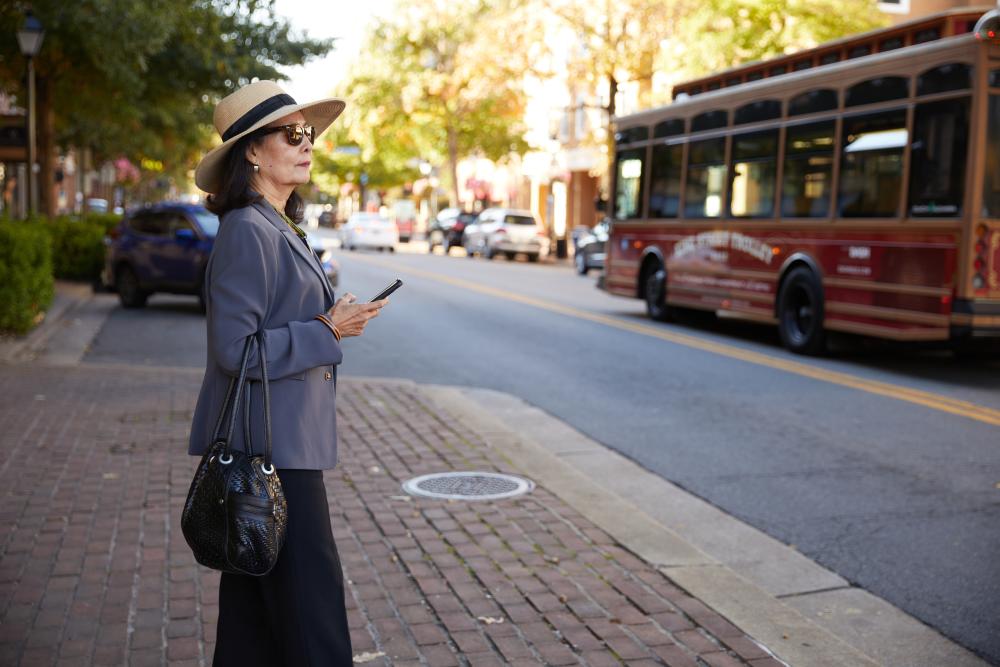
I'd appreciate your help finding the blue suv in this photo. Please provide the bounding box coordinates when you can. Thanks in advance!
[102,203,219,309]
[103,202,340,310]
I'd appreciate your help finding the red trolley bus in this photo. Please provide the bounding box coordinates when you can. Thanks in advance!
[603,8,1000,354]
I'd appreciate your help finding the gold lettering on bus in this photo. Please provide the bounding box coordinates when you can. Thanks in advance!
[672,231,776,265]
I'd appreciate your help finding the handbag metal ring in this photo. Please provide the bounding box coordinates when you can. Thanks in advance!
[219,453,233,465]
[261,463,275,475]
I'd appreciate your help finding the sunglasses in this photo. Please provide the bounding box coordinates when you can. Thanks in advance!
[259,123,315,146]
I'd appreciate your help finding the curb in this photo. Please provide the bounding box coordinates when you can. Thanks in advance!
[0,281,116,366]
[410,382,989,667]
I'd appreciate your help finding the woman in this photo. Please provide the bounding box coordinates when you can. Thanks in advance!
[188,80,384,665]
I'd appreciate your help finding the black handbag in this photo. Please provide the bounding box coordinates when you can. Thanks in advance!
[181,332,288,576]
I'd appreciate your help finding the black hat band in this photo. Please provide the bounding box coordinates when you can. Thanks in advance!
[221,93,297,141]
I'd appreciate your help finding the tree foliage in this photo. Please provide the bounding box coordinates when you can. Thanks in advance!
[675,0,888,76]
[0,0,332,186]
[315,0,529,205]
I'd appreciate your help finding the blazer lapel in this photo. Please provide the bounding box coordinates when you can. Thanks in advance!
[252,201,335,304]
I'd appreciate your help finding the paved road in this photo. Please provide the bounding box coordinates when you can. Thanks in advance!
[84,244,1000,663]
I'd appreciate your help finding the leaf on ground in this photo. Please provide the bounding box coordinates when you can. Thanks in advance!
[353,651,386,663]
[477,616,504,625]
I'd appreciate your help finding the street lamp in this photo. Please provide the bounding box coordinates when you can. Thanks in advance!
[17,10,44,217]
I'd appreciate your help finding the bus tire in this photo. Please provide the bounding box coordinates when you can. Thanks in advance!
[777,267,826,355]
[643,265,673,322]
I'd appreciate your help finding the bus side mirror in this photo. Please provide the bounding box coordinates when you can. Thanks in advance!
[974,9,1000,43]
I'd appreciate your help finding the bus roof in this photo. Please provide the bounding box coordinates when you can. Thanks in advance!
[614,32,978,130]
[670,7,990,100]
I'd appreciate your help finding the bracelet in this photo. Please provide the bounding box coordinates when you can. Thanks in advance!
[314,314,342,342]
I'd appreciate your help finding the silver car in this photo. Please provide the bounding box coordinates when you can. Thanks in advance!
[463,208,550,262]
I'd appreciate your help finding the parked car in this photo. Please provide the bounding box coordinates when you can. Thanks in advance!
[574,218,610,275]
[341,212,398,252]
[392,199,417,242]
[103,203,338,309]
[426,208,477,254]
[463,208,550,262]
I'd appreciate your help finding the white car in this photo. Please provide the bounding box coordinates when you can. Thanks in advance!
[340,213,398,252]
[463,208,550,262]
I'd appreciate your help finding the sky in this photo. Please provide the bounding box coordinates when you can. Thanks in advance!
[273,0,395,102]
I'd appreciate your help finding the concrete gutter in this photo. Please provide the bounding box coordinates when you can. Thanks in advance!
[0,281,117,366]
[420,384,988,667]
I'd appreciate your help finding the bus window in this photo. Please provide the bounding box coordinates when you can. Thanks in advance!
[917,64,971,96]
[730,131,778,217]
[654,119,685,138]
[839,110,907,217]
[685,138,726,218]
[788,89,838,116]
[735,100,781,125]
[991,70,1000,88]
[879,36,904,52]
[614,149,645,220]
[782,121,835,218]
[846,76,909,107]
[984,96,1000,218]
[692,110,728,132]
[908,97,969,217]
[615,127,650,144]
[649,144,683,218]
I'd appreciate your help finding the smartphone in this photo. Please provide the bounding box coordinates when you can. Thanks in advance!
[369,279,403,302]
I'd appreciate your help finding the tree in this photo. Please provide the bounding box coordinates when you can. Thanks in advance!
[0,0,332,211]
[543,0,886,190]
[674,0,887,77]
[317,0,529,206]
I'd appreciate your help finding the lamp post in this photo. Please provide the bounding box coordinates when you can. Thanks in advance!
[17,10,44,217]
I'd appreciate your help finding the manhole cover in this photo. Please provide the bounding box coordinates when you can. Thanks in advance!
[402,472,534,501]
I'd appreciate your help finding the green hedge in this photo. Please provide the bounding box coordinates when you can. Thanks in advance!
[41,215,116,281]
[0,221,54,335]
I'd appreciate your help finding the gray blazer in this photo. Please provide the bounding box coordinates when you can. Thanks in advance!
[188,200,343,469]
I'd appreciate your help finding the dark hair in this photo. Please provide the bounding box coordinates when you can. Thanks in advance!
[205,130,305,222]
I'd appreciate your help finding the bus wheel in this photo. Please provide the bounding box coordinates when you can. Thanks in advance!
[778,267,826,355]
[644,266,672,322]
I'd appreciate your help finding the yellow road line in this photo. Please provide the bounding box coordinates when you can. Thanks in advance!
[348,253,1000,427]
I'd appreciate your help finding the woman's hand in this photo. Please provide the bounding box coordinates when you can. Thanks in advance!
[327,292,387,338]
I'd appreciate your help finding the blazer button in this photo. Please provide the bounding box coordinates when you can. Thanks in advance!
[324,371,332,381]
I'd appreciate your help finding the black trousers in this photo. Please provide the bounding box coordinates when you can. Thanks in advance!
[213,469,353,666]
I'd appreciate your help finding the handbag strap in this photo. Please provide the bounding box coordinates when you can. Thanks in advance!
[213,332,274,470]
[212,336,255,453]
[256,331,274,469]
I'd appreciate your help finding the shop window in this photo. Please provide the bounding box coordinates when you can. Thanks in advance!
[684,138,726,218]
[614,149,645,220]
[782,121,836,217]
[908,97,969,217]
[838,110,907,217]
[730,131,778,217]
[649,144,683,218]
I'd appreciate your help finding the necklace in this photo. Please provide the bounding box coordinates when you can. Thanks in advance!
[267,200,308,242]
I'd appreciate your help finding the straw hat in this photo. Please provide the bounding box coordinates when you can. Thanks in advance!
[195,80,346,193]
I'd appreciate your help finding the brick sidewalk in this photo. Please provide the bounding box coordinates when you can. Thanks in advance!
[0,364,781,666]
